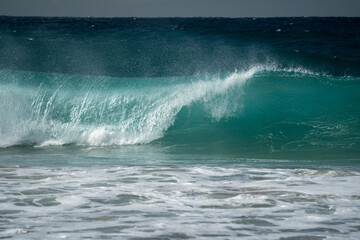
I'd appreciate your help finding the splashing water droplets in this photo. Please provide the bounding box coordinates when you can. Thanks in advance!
[0,68,257,147]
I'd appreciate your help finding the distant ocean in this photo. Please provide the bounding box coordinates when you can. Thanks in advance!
[0,17,360,239]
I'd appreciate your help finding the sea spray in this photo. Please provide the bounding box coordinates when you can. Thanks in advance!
[0,68,256,147]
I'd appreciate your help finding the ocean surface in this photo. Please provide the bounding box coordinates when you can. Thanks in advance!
[0,17,360,239]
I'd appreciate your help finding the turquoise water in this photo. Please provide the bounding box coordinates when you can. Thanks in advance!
[0,17,360,239]
[1,67,359,160]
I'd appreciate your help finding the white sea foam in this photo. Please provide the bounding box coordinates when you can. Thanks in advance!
[0,165,359,239]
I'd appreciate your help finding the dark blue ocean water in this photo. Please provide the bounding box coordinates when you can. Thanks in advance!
[0,17,360,239]
[1,17,360,77]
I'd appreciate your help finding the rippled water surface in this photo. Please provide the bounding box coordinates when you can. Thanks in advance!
[1,165,360,239]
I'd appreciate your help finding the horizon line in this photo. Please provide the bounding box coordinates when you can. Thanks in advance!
[1,15,359,19]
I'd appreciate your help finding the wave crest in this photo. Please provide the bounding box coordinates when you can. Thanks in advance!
[0,68,257,147]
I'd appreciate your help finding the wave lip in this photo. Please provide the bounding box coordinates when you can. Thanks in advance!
[0,68,257,148]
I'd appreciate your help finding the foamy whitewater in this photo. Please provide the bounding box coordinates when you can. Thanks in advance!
[0,17,360,239]
[0,68,255,147]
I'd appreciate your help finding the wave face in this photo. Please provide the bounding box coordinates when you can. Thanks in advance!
[0,68,253,147]
[1,68,359,158]
[0,17,360,159]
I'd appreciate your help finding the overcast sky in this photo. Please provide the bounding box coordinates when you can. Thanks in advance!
[0,0,359,17]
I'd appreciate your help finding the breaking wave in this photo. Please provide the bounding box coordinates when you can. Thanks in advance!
[0,66,359,157]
